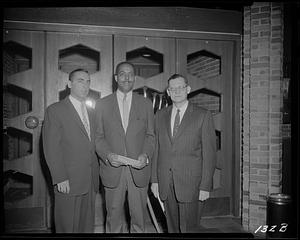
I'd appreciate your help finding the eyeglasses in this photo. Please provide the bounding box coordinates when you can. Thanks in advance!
[168,85,187,92]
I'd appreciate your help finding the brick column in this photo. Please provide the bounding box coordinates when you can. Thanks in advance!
[242,2,284,233]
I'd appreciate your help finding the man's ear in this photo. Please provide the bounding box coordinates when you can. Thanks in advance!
[187,85,191,94]
[67,80,72,89]
[167,89,170,97]
[114,74,118,83]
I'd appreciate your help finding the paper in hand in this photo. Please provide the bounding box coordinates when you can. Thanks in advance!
[116,155,140,166]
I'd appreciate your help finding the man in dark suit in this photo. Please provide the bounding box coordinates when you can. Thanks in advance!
[95,62,155,233]
[151,73,216,233]
[42,69,99,233]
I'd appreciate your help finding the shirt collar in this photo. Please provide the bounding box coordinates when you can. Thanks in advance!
[172,100,189,113]
[69,94,85,106]
[116,89,133,100]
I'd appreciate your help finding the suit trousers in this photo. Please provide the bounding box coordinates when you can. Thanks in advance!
[164,169,203,233]
[54,182,96,233]
[104,166,148,233]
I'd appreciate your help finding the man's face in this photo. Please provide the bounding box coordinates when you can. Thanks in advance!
[115,63,135,93]
[167,77,190,104]
[68,71,90,101]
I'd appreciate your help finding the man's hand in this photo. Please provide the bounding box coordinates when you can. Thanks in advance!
[107,153,123,167]
[57,180,70,194]
[199,190,210,201]
[131,153,148,169]
[151,183,159,199]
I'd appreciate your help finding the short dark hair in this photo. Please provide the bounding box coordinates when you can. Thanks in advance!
[115,61,135,75]
[167,73,188,85]
[69,68,89,81]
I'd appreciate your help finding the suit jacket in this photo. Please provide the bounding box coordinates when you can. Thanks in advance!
[95,92,155,188]
[42,97,100,196]
[151,102,216,202]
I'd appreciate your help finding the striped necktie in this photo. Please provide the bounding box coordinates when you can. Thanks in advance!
[81,102,90,140]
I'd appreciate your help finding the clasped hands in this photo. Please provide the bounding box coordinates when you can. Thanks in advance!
[107,153,148,169]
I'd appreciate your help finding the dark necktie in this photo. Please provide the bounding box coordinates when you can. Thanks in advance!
[173,109,180,137]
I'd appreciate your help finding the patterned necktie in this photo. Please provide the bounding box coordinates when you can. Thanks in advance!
[123,93,129,132]
[173,109,180,137]
[81,102,90,140]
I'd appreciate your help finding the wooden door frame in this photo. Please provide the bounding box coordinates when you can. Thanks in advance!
[3,29,48,231]
[4,21,242,217]
[176,37,241,217]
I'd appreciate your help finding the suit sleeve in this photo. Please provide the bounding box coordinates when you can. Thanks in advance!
[199,110,217,191]
[95,100,112,164]
[151,113,159,183]
[42,107,68,185]
[142,99,155,160]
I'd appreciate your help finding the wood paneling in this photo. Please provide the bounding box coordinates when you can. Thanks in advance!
[4,7,242,34]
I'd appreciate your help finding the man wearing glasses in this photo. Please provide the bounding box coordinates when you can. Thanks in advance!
[151,73,216,233]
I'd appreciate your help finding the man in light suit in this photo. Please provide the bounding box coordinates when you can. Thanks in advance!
[42,69,99,233]
[95,62,155,233]
[151,73,216,233]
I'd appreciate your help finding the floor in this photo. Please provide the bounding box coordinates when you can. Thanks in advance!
[94,193,249,234]
[4,193,251,235]
[94,216,248,234]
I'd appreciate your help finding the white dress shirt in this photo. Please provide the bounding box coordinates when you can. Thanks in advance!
[69,95,90,130]
[116,89,132,131]
[170,100,189,136]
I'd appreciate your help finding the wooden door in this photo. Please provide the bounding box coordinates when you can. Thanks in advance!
[177,39,236,216]
[45,32,112,229]
[3,29,47,230]
[114,35,175,112]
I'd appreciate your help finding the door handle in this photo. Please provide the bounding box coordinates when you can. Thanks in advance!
[25,116,42,129]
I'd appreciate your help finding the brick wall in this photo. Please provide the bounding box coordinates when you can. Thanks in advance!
[242,2,284,234]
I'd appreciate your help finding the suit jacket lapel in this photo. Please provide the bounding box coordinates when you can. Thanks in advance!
[173,102,194,140]
[165,106,172,142]
[64,97,90,140]
[127,93,138,133]
[112,93,126,136]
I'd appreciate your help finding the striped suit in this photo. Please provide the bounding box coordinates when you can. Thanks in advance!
[151,102,216,232]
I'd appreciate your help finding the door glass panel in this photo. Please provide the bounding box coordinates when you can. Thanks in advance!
[187,50,221,79]
[126,46,163,79]
[58,44,100,74]
[3,41,32,75]
[188,88,221,114]
[187,49,222,151]
[5,127,32,160]
[4,170,33,206]
[3,85,32,118]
